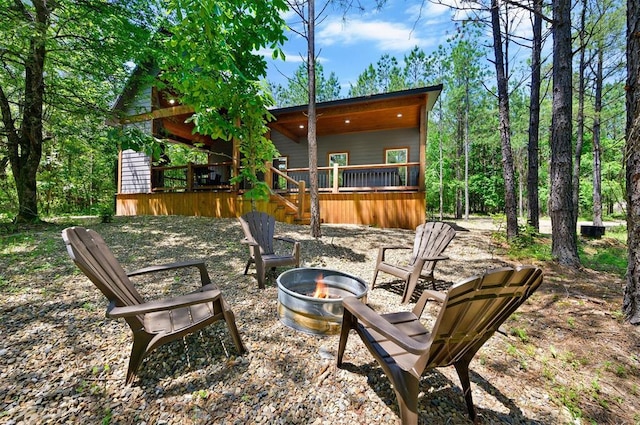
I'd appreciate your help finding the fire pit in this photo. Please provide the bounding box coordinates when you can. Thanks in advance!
[277,267,368,336]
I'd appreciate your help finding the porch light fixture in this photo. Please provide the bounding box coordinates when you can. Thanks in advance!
[168,99,176,105]
[299,124,305,129]
[344,119,350,124]
[396,113,403,118]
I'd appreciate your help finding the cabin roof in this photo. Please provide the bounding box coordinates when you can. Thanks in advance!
[117,84,442,149]
[267,85,442,142]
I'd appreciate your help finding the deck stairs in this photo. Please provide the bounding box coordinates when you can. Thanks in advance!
[269,192,310,225]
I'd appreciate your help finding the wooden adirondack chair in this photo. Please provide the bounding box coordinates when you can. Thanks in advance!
[338,266,543,424]
[371,221,456,304]
[239,211,300,289]
[62,226,246,385]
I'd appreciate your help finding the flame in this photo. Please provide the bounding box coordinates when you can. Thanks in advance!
[312,274,329,298]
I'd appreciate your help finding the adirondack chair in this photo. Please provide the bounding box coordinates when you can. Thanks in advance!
[338,266,543,425]
[61,226,246,385]
[371,221,456,304]
[239,211,300,289]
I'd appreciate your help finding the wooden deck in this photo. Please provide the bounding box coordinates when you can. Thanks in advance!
[116,191,426,229]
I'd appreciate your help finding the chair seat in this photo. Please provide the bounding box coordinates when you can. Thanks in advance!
[376,262,412,281]
[360,311,431,372]
[145,299,215,334]
[262,253,296,264]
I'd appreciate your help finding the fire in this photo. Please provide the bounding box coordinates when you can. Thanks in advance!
[312,274,329,298]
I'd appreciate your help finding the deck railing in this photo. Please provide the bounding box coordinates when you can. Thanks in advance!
[277,162,420,193]
[150,161,419,194]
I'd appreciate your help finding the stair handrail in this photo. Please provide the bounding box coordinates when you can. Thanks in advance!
[266,163,306,219]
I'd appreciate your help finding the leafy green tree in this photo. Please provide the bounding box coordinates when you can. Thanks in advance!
[158,0,288,201]
[348,64,378,97]
[271,62,341,107]
[0,0,159,223]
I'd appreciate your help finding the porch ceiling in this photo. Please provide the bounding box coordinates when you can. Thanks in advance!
[147,85,442,149]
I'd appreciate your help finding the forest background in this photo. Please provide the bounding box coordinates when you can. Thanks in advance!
[0,0,626,227]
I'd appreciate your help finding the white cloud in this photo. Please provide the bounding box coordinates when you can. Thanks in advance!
[318,17,429,52]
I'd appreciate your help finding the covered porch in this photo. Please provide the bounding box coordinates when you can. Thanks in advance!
[114,86,441,229]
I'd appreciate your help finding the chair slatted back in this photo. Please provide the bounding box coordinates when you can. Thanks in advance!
[421,266,543,370]
[239,211,276,255]
[409,222,456,270]
[62,227,145,313]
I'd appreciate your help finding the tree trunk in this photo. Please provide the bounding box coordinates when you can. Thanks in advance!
[307,0,321,237]
[464,80,469,221]
[572,0,588,227]
[4,2,49,223]
[491,0,518,240]
[550,0,581,266]
[592,49,603,227]
[624,0,640,324]
[527,0,542,232]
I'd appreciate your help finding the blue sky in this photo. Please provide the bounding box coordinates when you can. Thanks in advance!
[264,0,460,93]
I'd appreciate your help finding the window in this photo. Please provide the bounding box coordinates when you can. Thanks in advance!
[328,152,348,187]
[273,156,288,190]
[385,148,408,185]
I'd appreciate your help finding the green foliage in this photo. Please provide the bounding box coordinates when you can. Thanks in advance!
[579,243,627,276]
[0,0,161,221]
[271,62,342,107]
[159,0,288,201]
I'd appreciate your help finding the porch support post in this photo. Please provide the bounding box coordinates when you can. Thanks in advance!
[264,161,273,190]
[232,118,241,193]
[419,104,427,191]
[332,163,339,193]
[117,150,123,194]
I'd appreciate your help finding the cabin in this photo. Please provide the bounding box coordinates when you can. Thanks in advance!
[112,75,442,229]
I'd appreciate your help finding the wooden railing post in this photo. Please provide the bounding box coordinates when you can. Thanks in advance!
[332,163,339,193]
[187,162,194,192]
[298,179,305,219]
[264,161,273,190]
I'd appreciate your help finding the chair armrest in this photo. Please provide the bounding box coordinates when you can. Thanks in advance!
[412,289,446,317]
[418,255,449,262]
[342,297,428,354]
[378,245,412,262]
[241,237,259,247]
[380,245,412,252]
[127,259,211,286]
[107,284,221,318]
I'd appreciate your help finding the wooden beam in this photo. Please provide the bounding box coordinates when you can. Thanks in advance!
[273,95,426,124]
[119,105,195,124]
[269,122,302,143]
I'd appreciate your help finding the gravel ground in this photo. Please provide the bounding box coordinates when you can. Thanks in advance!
[1,216,586,424]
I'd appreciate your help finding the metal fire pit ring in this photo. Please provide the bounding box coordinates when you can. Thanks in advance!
[277,267,368,336]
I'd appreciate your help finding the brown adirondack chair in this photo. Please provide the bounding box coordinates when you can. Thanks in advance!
[239,211,300,289]
[338,266,543,424]
[371,221,456,304]
[62,226,246,385]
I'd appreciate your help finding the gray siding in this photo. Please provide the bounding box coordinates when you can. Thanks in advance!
[271,128,420,168]
[121,82,153,116]
[120,149,151,194]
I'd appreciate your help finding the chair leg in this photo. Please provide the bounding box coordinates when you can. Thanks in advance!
[256,262,266,289]
[370,268,380,291]
[454,359,477,422]
[337,310,354,367]
[126,333,153,385]
[395,373,420,425]
[401,274,421,304]
[244,259,252,275]
[220,303,247,354]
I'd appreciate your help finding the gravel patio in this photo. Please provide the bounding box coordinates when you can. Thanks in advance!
[1,215,636,424]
